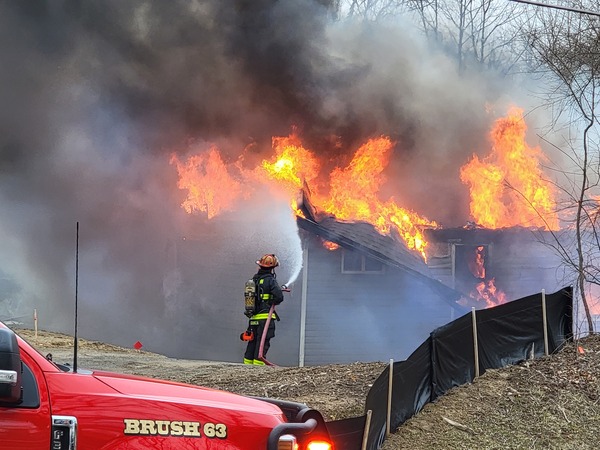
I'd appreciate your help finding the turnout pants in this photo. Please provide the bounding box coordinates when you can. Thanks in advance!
[243,319,275,365]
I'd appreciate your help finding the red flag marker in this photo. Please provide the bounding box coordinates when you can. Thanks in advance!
[133,341,143,350]
[578,346,585,354]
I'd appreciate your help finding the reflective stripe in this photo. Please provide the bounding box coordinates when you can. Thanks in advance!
[253,359,265,366]
[260,293,274,300]
[251,312,277,320]
[243,358,253,365]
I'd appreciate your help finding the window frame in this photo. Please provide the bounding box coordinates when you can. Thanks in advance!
[341,249,385,274]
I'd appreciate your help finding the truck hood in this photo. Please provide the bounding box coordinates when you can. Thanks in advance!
[44,367,291,448]
[91,369,282,415]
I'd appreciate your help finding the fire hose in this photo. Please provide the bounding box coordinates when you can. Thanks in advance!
[257,303,276,366]
[258,284,290,366]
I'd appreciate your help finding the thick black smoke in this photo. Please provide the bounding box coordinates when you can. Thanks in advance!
[0,1,517,358]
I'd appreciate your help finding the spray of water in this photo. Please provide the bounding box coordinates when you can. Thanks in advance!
[282,237,303,288]
[272,204,303,288]
[235,194,303,288]
[267,206,303,289]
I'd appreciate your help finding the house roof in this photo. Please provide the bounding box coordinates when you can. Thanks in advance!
[296,187,439,279]
[295,189,467,311]
[297,215,431,278]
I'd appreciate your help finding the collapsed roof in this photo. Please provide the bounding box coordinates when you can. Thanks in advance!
[295,189,466,310]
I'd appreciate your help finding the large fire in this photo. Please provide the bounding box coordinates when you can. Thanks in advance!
[170,147,244,219]
[171,107,560,309]
[456,106,560,306]
[171,133,436,259]
[316,137,436,258]
[460,107,559,230]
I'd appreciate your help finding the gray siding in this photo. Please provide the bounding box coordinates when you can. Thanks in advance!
[301,238,457,365]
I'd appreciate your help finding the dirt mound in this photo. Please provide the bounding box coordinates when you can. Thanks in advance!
[14,328,600,449]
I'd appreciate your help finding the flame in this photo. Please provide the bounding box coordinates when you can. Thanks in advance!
[322,240,340,251]
[170,148,243,219]
[318,137,436,259]
[464,245,507,305]
[471,278,507,308]
[169,107,566,311]
[292,198,306,219]
[262,134,320,192]
[468,246,486,279]
[460,107,559,230]
[262,135,436,259]
[173,108,558,262]
[171,133,438,260]
[322,137,393,222]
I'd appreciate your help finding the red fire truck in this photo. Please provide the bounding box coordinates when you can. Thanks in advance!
[0,322,334,449]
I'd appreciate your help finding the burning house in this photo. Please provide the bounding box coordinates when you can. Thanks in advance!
[165,106,590,365]
[421,107,570,310]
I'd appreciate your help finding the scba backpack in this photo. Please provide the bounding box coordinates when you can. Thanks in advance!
[244,278,257,318]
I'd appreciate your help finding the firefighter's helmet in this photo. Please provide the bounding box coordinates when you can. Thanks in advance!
[256,254,279,268]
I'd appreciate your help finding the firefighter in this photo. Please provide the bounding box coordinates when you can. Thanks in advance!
[243,254,284,365]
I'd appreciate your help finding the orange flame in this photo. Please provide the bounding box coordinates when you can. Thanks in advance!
[322,137,393,222]
[170,134,438,260]
[262,135,436,259]
[317,137,436,259]
[322,240,340,251]
[170,148,243,219]
[262,134,320,191]
[171,108,556,262]
[291,198,306,219]
[460,107,559,230]
[471,278,507,308]
[468,246,486,279]
[464,245,507,306]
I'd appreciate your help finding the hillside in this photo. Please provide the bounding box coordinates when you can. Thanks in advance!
[13,328,600,450]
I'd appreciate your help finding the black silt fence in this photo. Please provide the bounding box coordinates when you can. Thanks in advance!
[327,287,573,450]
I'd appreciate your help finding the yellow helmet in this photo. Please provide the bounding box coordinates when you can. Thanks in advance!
[256,254,279,268]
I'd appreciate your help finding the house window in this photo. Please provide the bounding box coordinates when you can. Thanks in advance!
[341,250,384,274]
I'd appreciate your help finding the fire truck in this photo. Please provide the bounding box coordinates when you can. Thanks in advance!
[0,322,334,449]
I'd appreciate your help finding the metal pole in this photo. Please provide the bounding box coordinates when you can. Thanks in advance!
[361,410,372,450]
[33,309,38,338]
[386,358,393,437]
[299,245,308,367]
[73,222,79,373]
[451,244,456,290]
[542,289,549,356]
[472,307,480,378]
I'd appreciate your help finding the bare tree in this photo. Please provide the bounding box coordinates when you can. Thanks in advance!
[337,0,528,74]
[342,0,404,20]
[524,2,600,333]
[406,0,526,73]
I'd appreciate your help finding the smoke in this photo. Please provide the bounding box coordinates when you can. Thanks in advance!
[0,1,538,357]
